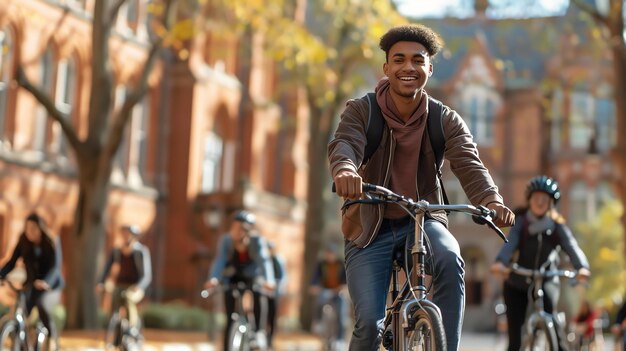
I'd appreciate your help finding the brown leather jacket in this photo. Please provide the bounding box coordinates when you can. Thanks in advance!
[328,95,503,248]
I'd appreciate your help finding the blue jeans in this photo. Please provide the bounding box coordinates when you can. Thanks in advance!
[344,217,465,351]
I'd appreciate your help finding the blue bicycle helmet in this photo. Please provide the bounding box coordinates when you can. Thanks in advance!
[234,210,256,226]
[525,175,561,204]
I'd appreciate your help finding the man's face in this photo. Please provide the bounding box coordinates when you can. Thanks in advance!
[383,41,432,99]
[230,221,247,243]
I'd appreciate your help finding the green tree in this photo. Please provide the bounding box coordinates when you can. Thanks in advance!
[208,0,406,328]
[15,0,189,328]
[571,0,626,253]
[575,201,626,306]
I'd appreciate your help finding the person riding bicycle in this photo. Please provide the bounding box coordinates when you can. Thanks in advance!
[0,212,63,350]
[309,243,348,344]
[491,175,590,351]
[204,210,275,351]
[327,24,515,351]
[97,224,152,340]
[267,241,287,349]
[611,298,626,346]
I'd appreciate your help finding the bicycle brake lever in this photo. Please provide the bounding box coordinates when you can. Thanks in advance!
[472,208,508,243]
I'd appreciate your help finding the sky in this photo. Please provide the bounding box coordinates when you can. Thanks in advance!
[394,0,572,19]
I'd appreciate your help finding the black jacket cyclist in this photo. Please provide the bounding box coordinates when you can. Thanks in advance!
[491,176,590,351]
[0,212,64,348]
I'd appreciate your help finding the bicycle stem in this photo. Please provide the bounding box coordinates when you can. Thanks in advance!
[410,211,428,301]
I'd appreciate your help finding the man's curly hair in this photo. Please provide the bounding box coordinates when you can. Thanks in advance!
[379,24,444,61]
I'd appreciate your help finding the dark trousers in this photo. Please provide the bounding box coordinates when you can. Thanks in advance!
[267,296,279,347]
[26,288,61,348]
[223,289,266,351]
[503,280,567,351]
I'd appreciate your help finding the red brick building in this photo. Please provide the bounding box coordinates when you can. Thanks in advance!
[0,0,618,332]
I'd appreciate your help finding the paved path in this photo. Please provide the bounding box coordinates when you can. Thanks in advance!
[59,329,618,350]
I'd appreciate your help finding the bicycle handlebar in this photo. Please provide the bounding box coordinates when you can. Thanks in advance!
[201,281,267,299]
[509,263,576,279]
[335,182,508,243]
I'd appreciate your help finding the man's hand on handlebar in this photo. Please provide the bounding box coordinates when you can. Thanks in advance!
[486,202,515,228]
[333,170,362,200]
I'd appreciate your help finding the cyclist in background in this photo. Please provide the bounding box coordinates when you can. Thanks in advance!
[327,24,515,351]
[97,224,152,339]
[611,298,626,349]
[267,241,287,349]
[491,175,590,351]
[204,210,275,351]
[0,212,63,351]
[309,243,348,344]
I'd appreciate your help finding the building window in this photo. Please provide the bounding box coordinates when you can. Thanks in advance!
[569,92,593,149]
[462,90,496,145]
[569,181,589,223]
[550,89,563,152]
[112,87,130,182]
[595,98,615,152]
[127,97,150,187]
[118,0,140,34]
[53,57,76,166]
[201,131,224,193]
[33,48,55,155]
[461,246,486,306]
[0,28,13,147]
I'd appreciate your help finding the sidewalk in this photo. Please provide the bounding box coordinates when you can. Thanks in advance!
[59,329,322,351]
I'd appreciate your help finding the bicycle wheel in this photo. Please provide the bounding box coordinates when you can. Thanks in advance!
[0,319,23,351]
[227,318,251,351]
[405,305,446,351]
[321,304,338,351]
[33,323,50,351]
[522,321,558,351]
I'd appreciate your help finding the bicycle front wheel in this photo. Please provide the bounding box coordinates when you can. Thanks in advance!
[406,305,447,351]
[0,319,23,351]
[227,318,251,351]
[522,321,558,351]
[33,323,50,351]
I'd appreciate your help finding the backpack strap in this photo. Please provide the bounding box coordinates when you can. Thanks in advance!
[363,92,383,165]
[427,97,449,205]
[363,93,448,204]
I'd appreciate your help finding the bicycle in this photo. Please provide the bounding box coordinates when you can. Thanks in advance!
[104,287,144,351]
[508,261,576,351]
[311,288,346,351]
[0,279,51,351]
[343,183,507,351]
[201,281,268,351]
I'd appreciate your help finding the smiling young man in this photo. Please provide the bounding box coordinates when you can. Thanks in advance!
[327,24,515,351]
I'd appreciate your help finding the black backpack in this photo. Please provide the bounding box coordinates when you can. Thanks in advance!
[363,92,448,203]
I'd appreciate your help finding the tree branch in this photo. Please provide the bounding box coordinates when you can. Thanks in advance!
[103,0,175,159]
[570,0,611,27]
[16,65,82,150]
[107,0,127,26]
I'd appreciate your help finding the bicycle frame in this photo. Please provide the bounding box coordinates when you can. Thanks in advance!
[0,280,50,351]
[352,183,507,351]
[510,262,575,350]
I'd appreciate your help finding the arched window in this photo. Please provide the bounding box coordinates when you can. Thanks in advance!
[53,57,77,166]
[569,91,593,149]
[0,27,14,147]
[127,96,150,187]
[112,86,130,182]
[33,48,55,155]
[201,130,224,193]
[550,89,563,152]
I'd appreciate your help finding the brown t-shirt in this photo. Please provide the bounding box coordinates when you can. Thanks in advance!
[376,80,428,219]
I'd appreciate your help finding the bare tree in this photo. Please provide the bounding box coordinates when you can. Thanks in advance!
[16,0,177,328]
